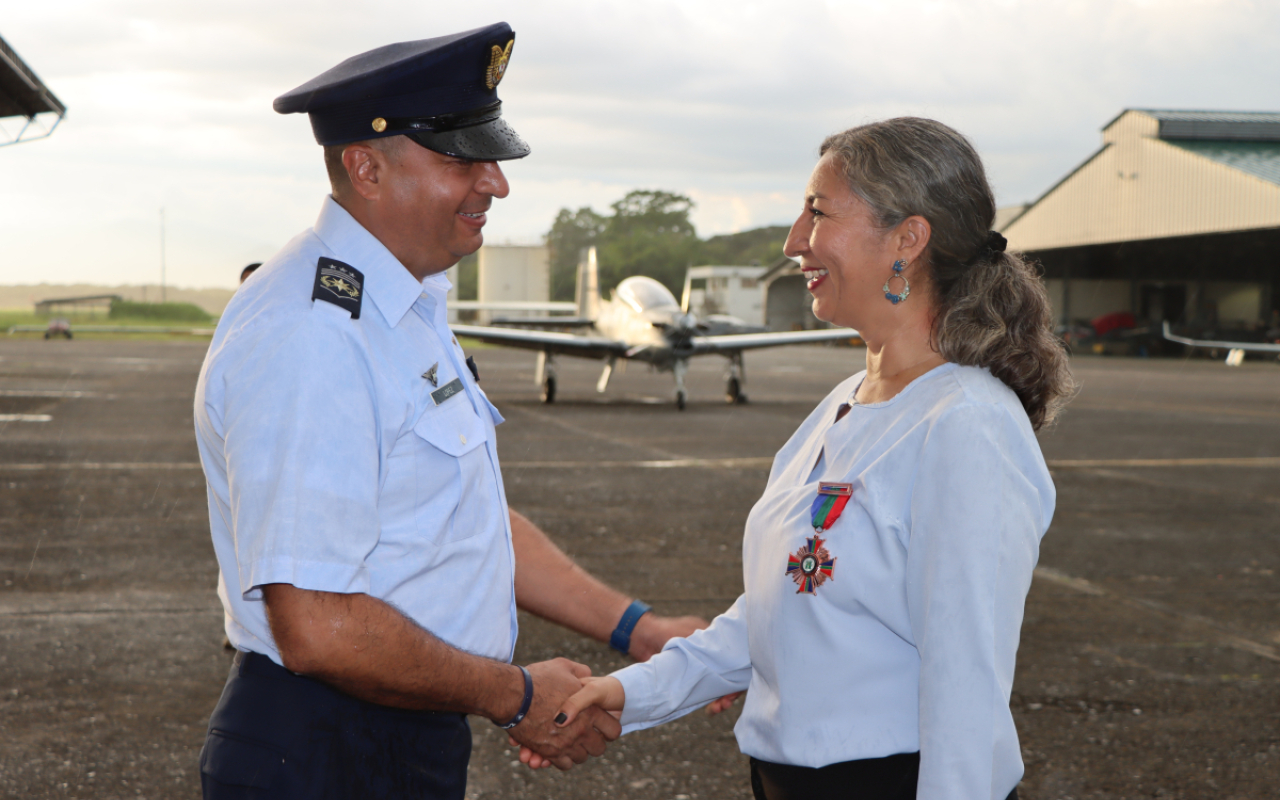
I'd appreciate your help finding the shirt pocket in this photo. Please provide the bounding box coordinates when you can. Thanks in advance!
[412,393,492,546]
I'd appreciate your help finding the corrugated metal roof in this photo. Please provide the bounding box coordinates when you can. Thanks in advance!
[1143,109,1280,141]
[1167,140,1280,186]
[1140,110,1280,125]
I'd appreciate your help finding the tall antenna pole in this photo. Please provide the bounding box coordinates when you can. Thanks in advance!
[159,207,167,304]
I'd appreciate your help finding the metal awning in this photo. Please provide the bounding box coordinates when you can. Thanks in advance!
[0,34,66,147]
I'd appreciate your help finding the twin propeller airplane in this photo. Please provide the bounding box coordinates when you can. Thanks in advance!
[451,248,859,409]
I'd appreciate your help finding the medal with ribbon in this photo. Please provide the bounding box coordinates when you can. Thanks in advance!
[785,482,851,594]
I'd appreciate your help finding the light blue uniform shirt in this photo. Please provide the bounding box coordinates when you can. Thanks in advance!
[195,197,517,667]
[614,363,1055,800]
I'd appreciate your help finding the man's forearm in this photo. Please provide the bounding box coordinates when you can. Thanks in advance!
[510,510,709,660]
[510,509,633,644]
[262,582,620,769]
[262,583,524,721]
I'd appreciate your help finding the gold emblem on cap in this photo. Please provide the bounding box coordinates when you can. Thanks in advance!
[371,117,387,133]
[485,39,514,90]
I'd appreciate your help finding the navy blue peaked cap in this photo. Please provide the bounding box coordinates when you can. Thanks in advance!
[273,22,530,160]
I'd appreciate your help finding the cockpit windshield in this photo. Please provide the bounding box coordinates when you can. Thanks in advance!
[616,276,679,313]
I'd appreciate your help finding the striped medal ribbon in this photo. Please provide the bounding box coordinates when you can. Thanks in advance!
[786,482,852,595]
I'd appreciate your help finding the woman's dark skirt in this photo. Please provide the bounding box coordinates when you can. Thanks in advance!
[750,752,1019,800]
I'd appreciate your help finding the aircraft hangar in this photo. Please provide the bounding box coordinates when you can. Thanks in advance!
[1002,109,1280,334]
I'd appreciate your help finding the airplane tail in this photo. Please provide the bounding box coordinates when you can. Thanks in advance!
[575,246,601,320]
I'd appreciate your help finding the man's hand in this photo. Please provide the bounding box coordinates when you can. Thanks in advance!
[627,614,708,662]
[505,658,621,771]
[517,676,625,770]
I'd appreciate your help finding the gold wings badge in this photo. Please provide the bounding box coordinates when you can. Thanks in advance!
[486,39,514,90]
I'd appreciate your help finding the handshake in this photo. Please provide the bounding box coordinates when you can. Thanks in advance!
[502,658,742,771]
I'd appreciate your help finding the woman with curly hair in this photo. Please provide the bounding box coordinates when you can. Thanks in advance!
[545,118,1075,800]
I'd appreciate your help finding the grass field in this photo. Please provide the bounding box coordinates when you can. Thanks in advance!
[0,309,216,340]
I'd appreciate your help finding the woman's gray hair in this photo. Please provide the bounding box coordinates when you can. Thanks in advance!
[820,117,1075,430]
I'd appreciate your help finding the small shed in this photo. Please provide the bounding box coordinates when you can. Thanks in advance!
[34,294,120,317]
[758,257,833,332]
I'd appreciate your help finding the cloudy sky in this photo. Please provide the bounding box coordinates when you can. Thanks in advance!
[3,0,1278,290]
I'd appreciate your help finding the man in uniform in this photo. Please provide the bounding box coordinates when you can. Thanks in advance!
[194,23,704,799]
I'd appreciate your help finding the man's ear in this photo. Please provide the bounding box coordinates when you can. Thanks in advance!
[342,144,384,202]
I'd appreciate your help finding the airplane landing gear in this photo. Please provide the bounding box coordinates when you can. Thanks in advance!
[597,355,617,394]
[725,376,745,404]
[673,358,689,411]
[536,351,557,404]
[725,352,747,404]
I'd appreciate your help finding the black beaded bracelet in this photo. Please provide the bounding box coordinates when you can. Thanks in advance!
[498,665,533,730]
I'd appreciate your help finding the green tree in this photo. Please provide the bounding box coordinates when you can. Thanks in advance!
[545,206,608,301]
[596,190,700,294]
[699,225,792,267]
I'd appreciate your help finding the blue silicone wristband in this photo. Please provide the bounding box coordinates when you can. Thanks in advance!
[498,665,533,730]
[609,600,652,655]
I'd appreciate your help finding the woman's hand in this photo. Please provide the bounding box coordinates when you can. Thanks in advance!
[512,676,626,769]
[705,690,744,715]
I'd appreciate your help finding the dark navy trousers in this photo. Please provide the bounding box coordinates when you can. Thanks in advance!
[200,651,471,800]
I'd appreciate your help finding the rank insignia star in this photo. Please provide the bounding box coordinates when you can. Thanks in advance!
[320,275,359,299]
[786,534,835,594]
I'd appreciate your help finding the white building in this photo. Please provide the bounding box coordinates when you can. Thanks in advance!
[446,244,561,324]
[680,265,767,325]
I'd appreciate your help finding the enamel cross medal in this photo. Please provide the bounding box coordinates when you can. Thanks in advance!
[786,482,851,594]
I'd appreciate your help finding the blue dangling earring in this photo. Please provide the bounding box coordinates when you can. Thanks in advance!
[883,259,910,305]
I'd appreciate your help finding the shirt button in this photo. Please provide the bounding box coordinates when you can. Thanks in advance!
[459,434,467,444]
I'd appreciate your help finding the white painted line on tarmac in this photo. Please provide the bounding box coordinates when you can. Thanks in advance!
[0,607,221,619]
[1034,566,1280,663]
[504,457,774,469]
[3,456,1268,471]
[1049,456,1280,468]
[0,414,52,422]
[1072,399,1280,421]
[0,389,97,398]
[0,462,202,470]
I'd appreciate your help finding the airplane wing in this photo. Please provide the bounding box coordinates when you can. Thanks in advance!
[690,327,860,355]
[448,301,578,312]
[1162,321,1280,353]
[451,323,630,359]
[489,316,595,328]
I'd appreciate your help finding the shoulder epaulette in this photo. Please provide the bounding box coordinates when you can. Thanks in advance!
[311,257,364,319]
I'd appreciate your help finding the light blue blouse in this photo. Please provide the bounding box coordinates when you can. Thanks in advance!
[614,363,1055,800]
[194,197,517,667]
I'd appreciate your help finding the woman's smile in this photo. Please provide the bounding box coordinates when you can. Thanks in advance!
[803,267,829,291]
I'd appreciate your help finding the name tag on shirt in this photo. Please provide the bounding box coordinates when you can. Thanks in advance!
[431,377,464,406]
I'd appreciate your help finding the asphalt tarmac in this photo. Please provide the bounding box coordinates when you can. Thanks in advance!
[1,337,1277,799]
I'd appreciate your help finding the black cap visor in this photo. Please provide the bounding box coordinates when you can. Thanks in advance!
[407,116,530,161]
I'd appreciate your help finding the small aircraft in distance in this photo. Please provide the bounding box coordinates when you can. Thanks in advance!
[451,247,859,409]
[1162,321,1280,366]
